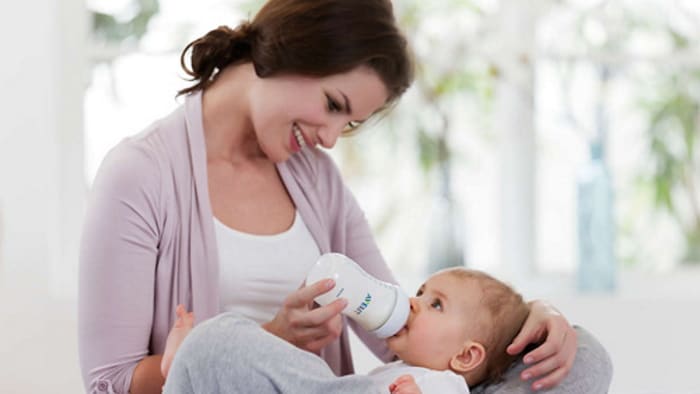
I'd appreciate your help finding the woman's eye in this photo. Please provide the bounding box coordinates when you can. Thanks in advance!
[326,95,342,113]
[342,120,361,134]
[430,299,442,311]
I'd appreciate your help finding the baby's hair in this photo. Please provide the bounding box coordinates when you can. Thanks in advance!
[442,268,530,385]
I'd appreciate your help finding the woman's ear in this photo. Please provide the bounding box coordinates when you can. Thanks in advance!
[450,341,486,373]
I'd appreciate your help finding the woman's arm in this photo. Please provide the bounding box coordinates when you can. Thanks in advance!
[505,300,577,390]
[131,356,165,394]
[473,325,612,394]
[502,300,612,393]
[78,142,162,393]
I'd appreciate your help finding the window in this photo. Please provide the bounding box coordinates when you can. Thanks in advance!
[85,0,700,286]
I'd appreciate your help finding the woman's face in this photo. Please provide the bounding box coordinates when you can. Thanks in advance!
[248,66,389,162]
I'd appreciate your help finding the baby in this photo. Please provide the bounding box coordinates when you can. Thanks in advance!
[368,267,530,393]
[162,267,530,394]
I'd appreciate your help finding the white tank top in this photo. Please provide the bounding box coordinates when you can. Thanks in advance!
[214,212,321,324]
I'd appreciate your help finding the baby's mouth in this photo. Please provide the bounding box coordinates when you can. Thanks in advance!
[392,325,408,337]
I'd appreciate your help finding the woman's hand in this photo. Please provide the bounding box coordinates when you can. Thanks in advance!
[389,375,421,394]
[161,304,195,379]
[506,300,577,391]
[263,279,348,354]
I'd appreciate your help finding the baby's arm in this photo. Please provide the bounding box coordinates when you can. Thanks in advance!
[389,374,422,394]
[161,304,195,379]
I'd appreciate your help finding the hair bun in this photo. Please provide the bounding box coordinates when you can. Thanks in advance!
[183,24,253,78]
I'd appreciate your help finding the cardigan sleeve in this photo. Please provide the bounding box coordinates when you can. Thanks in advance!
[78,139,162,394]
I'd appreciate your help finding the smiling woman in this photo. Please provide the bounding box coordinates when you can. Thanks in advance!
[201,64,388,164]
[78,1,413,393]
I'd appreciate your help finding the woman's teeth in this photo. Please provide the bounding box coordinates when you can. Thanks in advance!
[293,124,306,148]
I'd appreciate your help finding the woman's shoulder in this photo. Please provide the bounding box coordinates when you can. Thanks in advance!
[284,148,343,187]
[93,108,190,197]
[99,105,190,181]
[124,105,189,161]
[92,136,163,202]
[100,125,163,182]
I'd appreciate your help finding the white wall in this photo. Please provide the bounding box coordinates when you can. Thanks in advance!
[0,0,85,291]
[0,0,86,392]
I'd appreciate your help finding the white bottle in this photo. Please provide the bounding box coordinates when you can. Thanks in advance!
[305,253,409,338]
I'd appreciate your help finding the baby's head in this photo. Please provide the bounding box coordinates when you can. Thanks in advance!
[386,268,529,386]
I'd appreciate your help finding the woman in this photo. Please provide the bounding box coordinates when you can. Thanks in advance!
[78,1,609,393]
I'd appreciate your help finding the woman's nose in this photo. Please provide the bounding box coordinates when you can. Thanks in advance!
[317,120,345,148]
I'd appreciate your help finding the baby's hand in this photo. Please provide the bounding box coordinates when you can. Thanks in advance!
[161,304,195,379]
[389,374,421,394]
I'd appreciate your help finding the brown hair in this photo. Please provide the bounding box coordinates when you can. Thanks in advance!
[443,268,530,386]
[177,0,413,108]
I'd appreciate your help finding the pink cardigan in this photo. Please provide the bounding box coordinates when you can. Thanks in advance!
[78,91,396,393]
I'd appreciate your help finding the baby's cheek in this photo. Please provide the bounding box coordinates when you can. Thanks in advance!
[385,339,397,353]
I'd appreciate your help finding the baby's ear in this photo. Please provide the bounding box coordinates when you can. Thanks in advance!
[449,341,486,373]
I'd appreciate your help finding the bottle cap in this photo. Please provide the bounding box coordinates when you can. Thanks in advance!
[370,287,410,338]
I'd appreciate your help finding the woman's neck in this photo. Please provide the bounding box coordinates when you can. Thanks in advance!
[201,63,263,164]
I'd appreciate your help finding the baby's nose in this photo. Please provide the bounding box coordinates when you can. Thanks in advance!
[409,297,419,312]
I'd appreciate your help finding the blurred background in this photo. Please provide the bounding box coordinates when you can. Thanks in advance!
[1,0,699,392]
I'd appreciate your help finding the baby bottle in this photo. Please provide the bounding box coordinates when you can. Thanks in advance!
[305,253,409,338]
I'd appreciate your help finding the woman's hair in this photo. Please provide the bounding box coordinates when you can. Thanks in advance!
[443,268,531,386]
[177,0,414,107]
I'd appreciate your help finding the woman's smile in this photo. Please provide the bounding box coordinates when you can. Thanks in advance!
[290,123,311,152]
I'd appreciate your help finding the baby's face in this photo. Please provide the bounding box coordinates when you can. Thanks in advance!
[386,272,485,370]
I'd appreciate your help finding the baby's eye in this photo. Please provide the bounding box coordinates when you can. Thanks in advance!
[326,95,342,113]
[415,289,423,297]
[430,299,443,311]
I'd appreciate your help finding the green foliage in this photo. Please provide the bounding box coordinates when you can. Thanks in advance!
[393,0,495,175]
[238,0,266,13]
[562,0,700,265]
[641,68,700,263]
[91,0,160,45]
[417,128,441,173]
